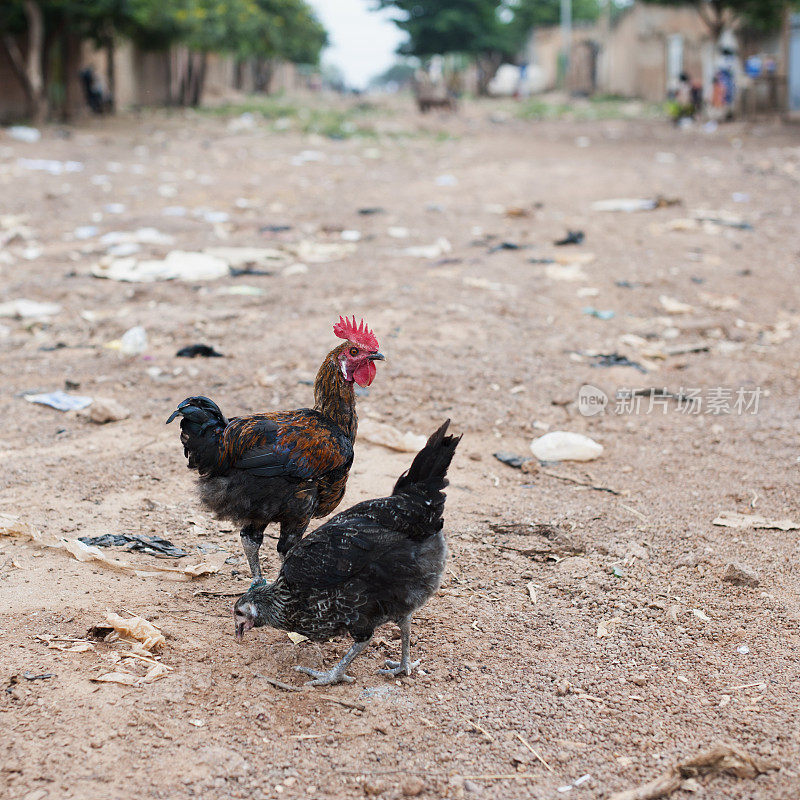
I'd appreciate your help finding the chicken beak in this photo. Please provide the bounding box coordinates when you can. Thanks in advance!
[368,352,385,361]
[235,619,253,642]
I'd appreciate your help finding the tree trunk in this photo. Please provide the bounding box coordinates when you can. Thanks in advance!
[105,29,116,112]
[59,30,79,122]
[188,52,207,107]
[476,51,503,97]
[0,0,48,122]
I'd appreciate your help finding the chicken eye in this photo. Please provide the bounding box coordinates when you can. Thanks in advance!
[349,347,359,357]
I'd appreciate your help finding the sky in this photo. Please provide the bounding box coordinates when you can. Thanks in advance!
[307,0,407,89]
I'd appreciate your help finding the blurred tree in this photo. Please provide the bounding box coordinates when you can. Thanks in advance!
[376,0,515,94]
[639,0,788,40]
[369,60,417,89]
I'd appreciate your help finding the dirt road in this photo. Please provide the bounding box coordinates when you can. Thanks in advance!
[1,97,799,799]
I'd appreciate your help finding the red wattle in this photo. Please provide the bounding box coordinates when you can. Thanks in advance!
[353,360,377,387]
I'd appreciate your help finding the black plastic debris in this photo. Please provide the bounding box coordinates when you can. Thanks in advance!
[615,280,639,289]
[229,267,274,277]
[23,671,54,681]
[488,242,524,254]
[494,452,530,469]
[259,224,292,233]
[589,353,647,373]
[358,207,385,215]
[554,230,585,246]
[77,534,188,558]
[529,257,555,264]
[176,344,225,359]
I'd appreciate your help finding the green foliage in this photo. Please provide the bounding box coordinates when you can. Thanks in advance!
[0,0,327,62]
[638,0,787,35]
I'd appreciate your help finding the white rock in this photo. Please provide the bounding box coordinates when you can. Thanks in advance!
[0,299,62,318]
[85,398,131,424]
[119,326,147,356]
[530,431,603,462]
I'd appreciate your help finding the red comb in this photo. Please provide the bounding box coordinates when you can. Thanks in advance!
[333,316,379,350]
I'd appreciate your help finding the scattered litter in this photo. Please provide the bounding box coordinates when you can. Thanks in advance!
[582,307,615,320]
[290,150,326,166]
[0,514,229,581]
[555,230,584,246]
[18,157,83,175]
[488,241,523,254]
[463,276,510,293]
[341,230,361,242]
[78,534,188,558]
[0,299,62,319]
[74,225,98,240]
[737,645,750,655]
[100,228,174,246]
[176,344,224,359]
[493,452,531,470]
[35,635,94,653]
[103,611,165,651]
[25,390,93,412]
[531,432,603,462]
[219,285,267,296]
[591,198,656,213]
[544,263,588,281]
[435,174,458,186]
[260,224,292,234]
[8,125,41,143]
[659,295,695,315]
[713,512,799,531]
[358,207,384,215]
[104,203,126,214]
[693,210,752,231]
[106,242,141,258]
[292,240,356,263]
[162,206,187,217]
[732,192,750,203]
[205,246,289,272]
[358,419,427,453]
[589,353,647,373]
[401,238,452,259]
[84,397,131,424]
[722,562,760,587]
[387,226,410,239]
[93,251,230,283]
[692,609,711,622]
[282,263,309,277]
[608,741,777,800]
[117,326,148,356]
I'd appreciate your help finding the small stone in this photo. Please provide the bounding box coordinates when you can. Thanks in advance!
[363,779,386,796]
[463,780,481,794]
[722,562,760,587]
[555,679,572,696]
[629,674,647,686]
[401,778,425,797]
[86,398,131,424]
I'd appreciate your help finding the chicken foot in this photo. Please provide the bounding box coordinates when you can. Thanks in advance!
[294,640,370,686]
[379,616,421,677]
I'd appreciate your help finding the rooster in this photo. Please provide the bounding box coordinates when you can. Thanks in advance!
[233,420,461,686]
[166,316,383,585]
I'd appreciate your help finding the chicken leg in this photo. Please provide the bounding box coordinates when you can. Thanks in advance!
[240,523,266,587]
[379,616,421,677]
[294,640,370,686]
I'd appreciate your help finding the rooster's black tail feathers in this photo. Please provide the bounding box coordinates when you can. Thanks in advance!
[392,420,461,498]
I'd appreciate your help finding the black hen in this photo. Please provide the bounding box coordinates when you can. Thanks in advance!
[233,420,461,686]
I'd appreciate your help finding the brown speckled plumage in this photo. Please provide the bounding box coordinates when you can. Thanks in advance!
[167,337,381,576]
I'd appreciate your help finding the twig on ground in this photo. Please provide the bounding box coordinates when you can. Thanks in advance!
[540,469,622,495]
[256,674,303,692]
[515,732,553,771]
[462,716,495,742]
[609,741,777,800]
[317,693,366,712]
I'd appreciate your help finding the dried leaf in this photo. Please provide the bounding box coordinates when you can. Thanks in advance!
[104,612,166,651]
[712,512,799,531]
[597,617,623,638]
[358,419,427,453]
[526,581,537,604]
[92,671,140,686]
[287,632,309,644]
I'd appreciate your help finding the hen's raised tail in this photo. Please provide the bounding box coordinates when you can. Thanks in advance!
[391,420,461,517]
[166,395,228,475]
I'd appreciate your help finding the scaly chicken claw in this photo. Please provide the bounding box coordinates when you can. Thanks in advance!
[293,665,356,686]
[378,658,421,678]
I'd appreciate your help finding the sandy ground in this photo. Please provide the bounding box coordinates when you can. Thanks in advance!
[1,96,799,800]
